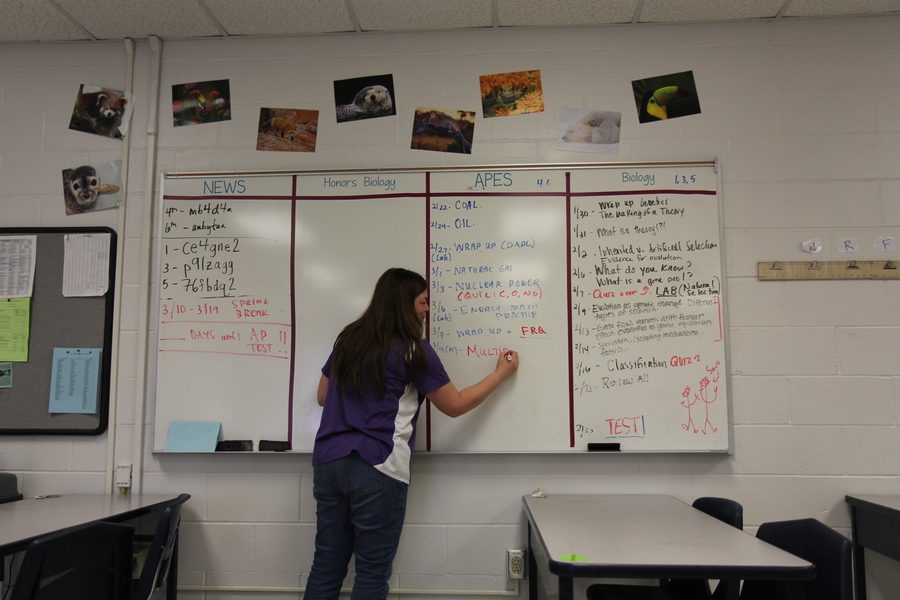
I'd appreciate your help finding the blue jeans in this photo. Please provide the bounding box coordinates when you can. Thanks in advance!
[304,453,409,600]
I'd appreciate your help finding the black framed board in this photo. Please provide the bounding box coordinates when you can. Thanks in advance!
[0,227,116,435]
[154,161,730,453]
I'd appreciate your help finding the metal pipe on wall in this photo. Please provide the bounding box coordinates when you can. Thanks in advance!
[105,36,136,494]
[131,35,163,495]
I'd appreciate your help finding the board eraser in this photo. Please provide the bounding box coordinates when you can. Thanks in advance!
[259,440,290,452]
[587,442,621,452]
[215,440,253,451]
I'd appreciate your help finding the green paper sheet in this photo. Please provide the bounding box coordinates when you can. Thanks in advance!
[0,298,30,362]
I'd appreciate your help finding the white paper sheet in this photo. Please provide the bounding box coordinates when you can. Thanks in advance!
[0,235,37,298]
[63,233,111,297]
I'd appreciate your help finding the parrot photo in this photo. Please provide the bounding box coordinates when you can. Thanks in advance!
[641,85,700,121]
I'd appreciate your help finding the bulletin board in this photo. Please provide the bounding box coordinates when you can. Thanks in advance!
[0,228,116,435]
[154,161,730,453]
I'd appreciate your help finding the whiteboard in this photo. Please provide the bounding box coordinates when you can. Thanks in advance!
[154,162,730,453]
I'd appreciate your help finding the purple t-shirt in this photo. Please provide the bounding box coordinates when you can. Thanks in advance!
[312,340,450,483]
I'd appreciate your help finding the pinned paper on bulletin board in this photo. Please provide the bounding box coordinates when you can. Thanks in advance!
[0,362,11,388]
[63,233,111,296]
[49,348,101,414]
[0,235,37,298]
[0,298,31,362]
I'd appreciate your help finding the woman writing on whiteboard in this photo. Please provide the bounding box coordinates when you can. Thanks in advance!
[304,267,519,600]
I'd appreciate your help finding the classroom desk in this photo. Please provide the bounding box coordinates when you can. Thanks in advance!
[524,494,815,600]
[845,494,900,600]
[0,493,183,597]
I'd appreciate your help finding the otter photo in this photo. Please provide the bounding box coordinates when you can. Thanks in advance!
[333,74,396,123]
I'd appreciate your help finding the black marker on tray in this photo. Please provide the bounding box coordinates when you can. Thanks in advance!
[587,443,621,451]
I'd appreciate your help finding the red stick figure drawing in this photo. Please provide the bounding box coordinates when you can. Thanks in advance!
[700,361,720,434]
[680,385,698,433]
[680,361,721,435]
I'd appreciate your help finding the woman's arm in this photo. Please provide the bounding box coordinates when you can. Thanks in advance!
[317,374,329,406]
[427,351,519,417]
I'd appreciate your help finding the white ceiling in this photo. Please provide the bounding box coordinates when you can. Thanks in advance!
[0,0,898,44]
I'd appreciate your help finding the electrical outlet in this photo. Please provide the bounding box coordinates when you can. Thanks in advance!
[114,463,132,488]
[507,548,525,579]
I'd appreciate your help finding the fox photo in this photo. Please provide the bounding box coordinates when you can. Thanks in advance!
[256,108,319,152]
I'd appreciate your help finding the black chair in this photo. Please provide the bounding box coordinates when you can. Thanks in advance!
[0,473,23,583]
[586,497,743,600]
[133,493,191,600]
[740,518,852,600]
[9,521,133,600]
[0,472,22,504]
[692,497,743,529]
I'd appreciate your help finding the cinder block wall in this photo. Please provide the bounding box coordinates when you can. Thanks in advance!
[1,15,898,599]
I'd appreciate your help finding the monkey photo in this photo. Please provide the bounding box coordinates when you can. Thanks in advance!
[61,161,122,215]
[68,84,130,139]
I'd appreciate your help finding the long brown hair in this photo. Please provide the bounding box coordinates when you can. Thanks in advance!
[331,268,428,397]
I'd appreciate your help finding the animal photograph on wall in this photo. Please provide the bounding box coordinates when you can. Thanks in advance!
[256,107,319,152]
[61,160,122,215]
[411,107,475,154]
[68,84,130,139]
[171,79,231,126]
[479,69,544,118]
[333,74,396,123]
[557,107,621,154]
[632,70,701,123]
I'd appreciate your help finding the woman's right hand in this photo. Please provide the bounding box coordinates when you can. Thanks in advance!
[429,350,520,418]
[495,350,519,379]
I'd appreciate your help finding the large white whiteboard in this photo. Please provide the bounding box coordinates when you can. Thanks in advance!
[153,162,730,452]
